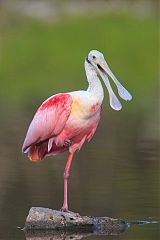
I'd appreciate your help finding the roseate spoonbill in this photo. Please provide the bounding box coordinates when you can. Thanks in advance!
[22,50,132,212]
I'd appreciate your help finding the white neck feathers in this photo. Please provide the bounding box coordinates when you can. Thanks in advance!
[84,60,104,102]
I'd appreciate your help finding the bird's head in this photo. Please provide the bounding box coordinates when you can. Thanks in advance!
[86,50,132,111]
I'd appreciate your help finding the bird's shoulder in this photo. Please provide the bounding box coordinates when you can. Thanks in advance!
[38,93,73,112]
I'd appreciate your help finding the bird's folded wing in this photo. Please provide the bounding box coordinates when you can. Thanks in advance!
[22,93,73,153]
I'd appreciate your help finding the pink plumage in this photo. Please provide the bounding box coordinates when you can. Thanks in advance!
[22,94,73,160]
[22,93,102,161]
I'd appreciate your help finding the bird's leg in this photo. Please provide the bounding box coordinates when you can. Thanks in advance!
[61,152,74,212]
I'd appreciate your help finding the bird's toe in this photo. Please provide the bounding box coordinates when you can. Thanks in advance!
[63,139,72,148]
[60,208,80,217]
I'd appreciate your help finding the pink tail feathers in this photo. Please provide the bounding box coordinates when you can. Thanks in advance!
[25,140,67,162]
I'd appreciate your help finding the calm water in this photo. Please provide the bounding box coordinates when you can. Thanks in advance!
[0,99,159,239]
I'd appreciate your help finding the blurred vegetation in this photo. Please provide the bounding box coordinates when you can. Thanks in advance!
[0,11,158,111]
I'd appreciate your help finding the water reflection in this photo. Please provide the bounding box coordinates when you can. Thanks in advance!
[25,228,126,240]
[25,232,120,240]
[24,221,159,240]
[25,231,92,240]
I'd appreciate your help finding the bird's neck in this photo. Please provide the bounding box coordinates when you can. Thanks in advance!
[85,60,104,103]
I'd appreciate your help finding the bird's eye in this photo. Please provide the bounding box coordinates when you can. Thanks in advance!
[93,56,96,59]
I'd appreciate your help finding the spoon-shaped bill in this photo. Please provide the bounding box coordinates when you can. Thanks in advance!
[102,72,122,111]
[104,61,132,101]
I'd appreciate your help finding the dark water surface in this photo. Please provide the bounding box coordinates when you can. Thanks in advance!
[0,99,159,239]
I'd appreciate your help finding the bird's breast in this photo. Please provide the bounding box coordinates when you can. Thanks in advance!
[70,93,102,119]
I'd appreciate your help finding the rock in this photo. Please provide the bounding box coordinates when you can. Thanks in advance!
[25,207,127,235]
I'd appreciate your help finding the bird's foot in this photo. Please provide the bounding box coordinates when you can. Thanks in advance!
[60,208,80,217]
[63,139,72,148]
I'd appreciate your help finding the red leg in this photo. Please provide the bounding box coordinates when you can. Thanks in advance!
[61,152,74,211]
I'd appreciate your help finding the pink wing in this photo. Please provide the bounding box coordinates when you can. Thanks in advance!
[22,93,73,153]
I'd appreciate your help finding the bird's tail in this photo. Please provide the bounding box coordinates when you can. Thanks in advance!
[28,142,47,162]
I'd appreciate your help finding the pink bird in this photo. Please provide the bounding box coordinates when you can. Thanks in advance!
[22,50,132,212]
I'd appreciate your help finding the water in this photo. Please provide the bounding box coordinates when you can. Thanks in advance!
[0,101,159,239]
